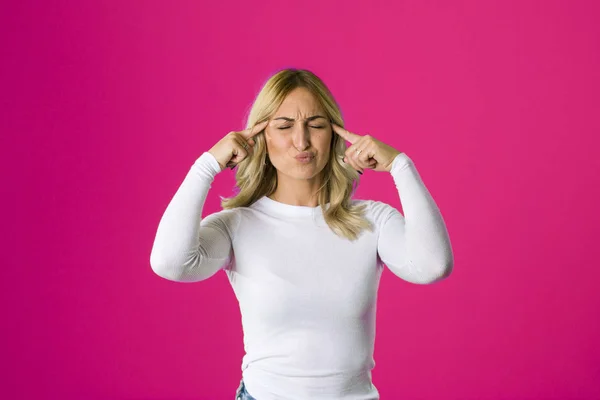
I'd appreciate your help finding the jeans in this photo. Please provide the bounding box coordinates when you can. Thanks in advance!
[235,379,257,400]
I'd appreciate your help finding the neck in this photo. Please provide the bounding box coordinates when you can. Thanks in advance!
[269,173,323,207]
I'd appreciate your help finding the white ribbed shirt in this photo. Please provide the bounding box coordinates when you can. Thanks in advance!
[150,151,453,400]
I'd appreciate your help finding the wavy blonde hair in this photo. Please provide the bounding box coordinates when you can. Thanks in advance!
[221,68,373,241]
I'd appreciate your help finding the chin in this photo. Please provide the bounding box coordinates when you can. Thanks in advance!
[299,167,329,180]
[271,158,328,179]
[278,166,322,180]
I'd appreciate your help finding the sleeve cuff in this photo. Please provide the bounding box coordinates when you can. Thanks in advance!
[192,152,223,179]
[390,152,413,174]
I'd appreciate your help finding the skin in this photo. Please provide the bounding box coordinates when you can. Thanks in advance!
[332,123,401,174]
[208,88,403,208]
[265,87,332,207]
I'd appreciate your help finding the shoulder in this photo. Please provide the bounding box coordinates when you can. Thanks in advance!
[201,201,269,225]
[201,207,243,233]
[352,198,403,226]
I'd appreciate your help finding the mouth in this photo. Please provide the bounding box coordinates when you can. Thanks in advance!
[294,152,315,163]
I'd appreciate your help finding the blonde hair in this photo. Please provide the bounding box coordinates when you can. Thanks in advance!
[221,68,373,241]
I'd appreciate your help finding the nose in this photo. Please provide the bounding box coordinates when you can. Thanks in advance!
[292,124,310,151]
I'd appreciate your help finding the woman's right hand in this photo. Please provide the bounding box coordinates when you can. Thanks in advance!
[208,120,269,171]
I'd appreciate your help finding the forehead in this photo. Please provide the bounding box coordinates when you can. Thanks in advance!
[274,87,323,116]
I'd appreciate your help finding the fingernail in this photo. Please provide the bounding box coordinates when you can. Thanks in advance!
[357,170,363,175]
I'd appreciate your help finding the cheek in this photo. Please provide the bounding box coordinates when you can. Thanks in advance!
[266,131,292,151]
[315,130,332,150]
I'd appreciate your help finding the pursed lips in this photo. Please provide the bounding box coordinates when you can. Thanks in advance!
[295,152,315,160]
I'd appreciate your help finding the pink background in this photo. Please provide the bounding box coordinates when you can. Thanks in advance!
[2,1,599,399]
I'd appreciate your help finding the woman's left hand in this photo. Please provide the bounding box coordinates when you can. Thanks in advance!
[331,122,401,173]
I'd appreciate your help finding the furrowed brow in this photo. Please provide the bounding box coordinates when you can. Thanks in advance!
[273,115,327,122]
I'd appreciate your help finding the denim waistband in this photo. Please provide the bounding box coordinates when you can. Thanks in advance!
[235,379,257,400]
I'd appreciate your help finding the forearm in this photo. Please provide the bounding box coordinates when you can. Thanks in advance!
[389,153,454,282]
[150,152,223,281]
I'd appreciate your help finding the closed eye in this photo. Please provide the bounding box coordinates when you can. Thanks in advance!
[277,126,325,130]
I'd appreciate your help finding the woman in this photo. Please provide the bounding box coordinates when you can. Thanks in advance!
[150,68,454,399]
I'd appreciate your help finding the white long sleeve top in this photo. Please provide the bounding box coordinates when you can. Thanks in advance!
[150,151,454,400]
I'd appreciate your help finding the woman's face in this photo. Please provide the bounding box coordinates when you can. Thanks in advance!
[265,87,332,181]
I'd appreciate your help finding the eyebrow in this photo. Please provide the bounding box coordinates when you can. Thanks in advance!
[273,115,327,122]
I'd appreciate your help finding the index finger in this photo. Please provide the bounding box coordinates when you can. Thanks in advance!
[241,120,269,139]
[331,122,361,144]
